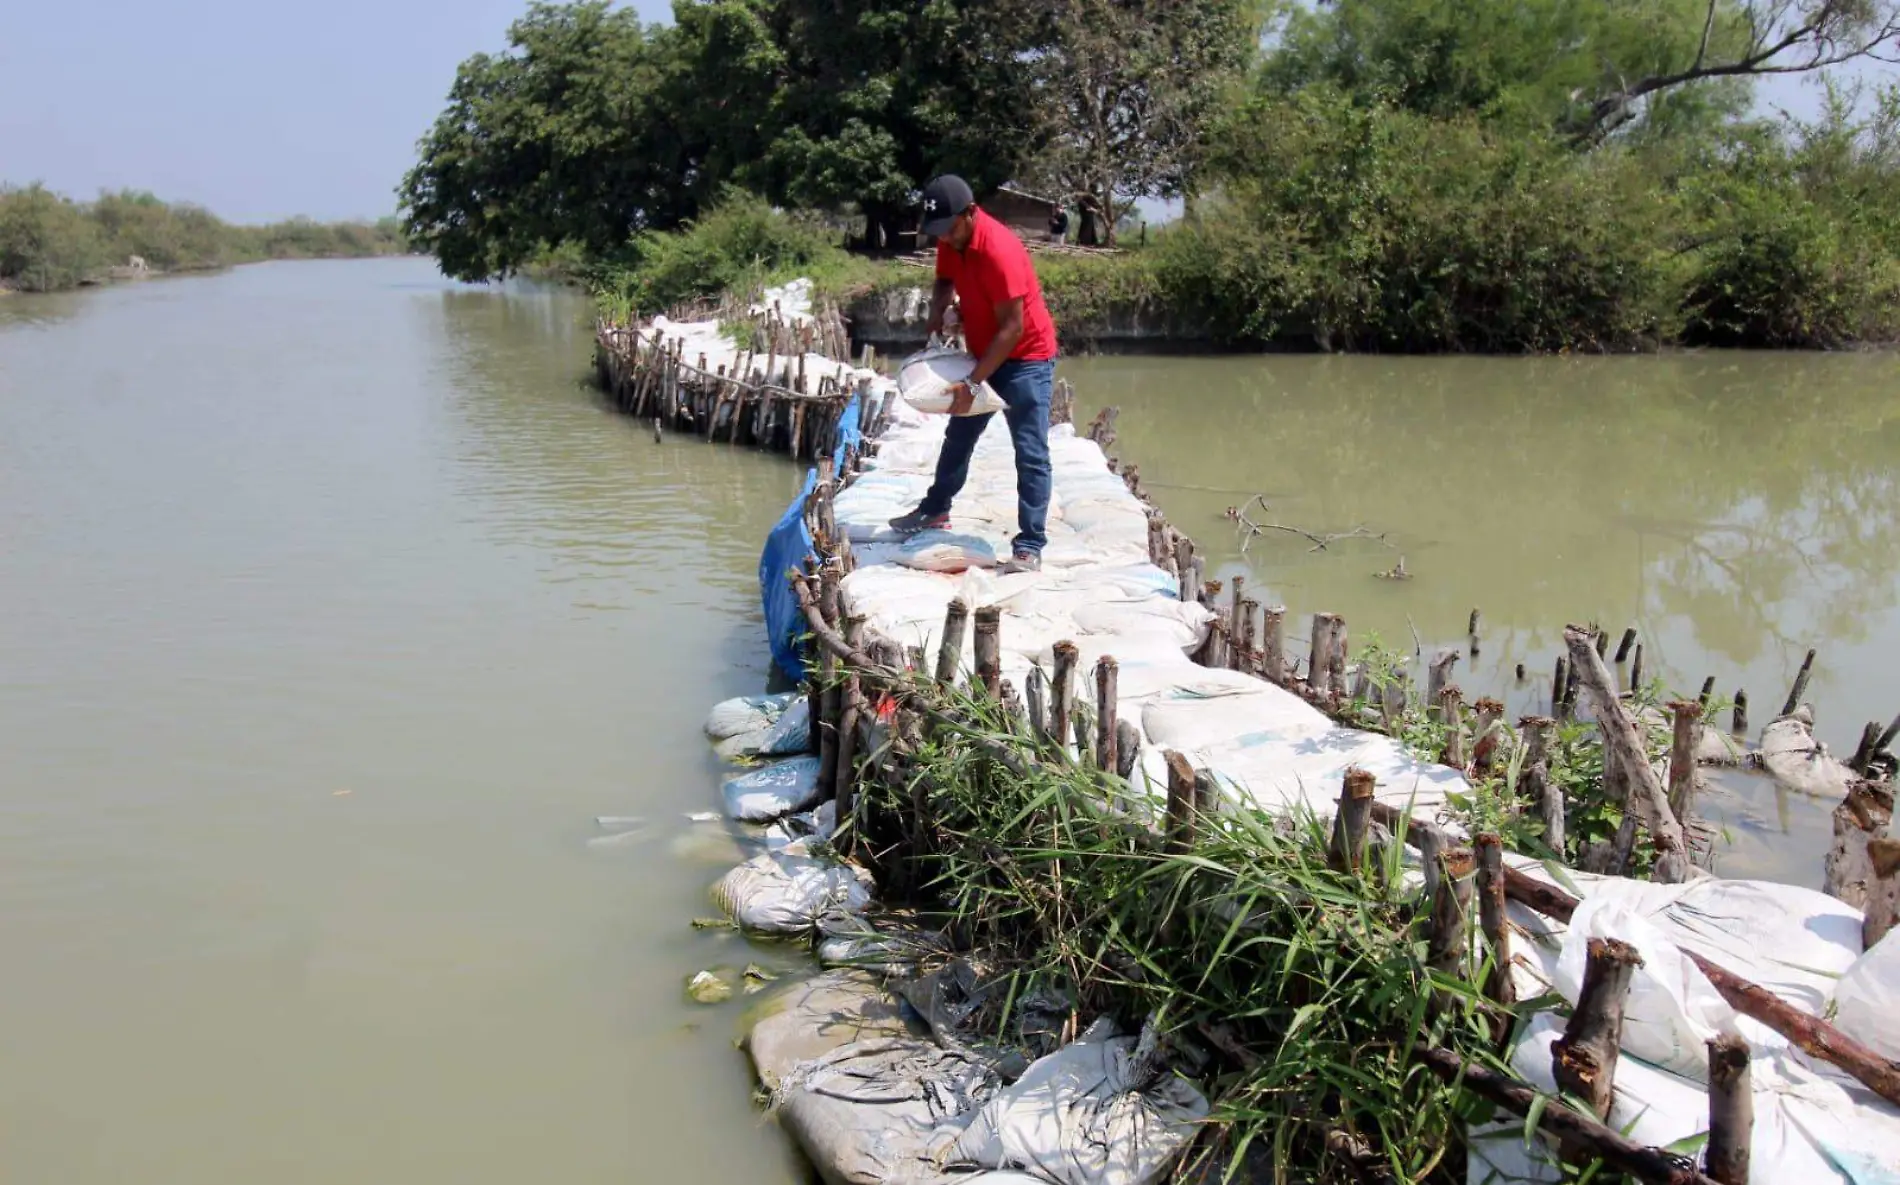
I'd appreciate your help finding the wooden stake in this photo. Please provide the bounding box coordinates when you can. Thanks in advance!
[1467,608,1481,655]
[1261,605,1286,685]
[1614,627,1638,663]
[1667,699,1702,825]
[1629,642,1644,693]
[1864,838,1900,949]
[1706,1034,1752,1185]
[1553,937,1643,1120]
[1699,675,1717,709]
[1237,599,1259,676]
[1115,718,1141,778]
[1552,654,1570,718]
[1732,689,1749,736]
[1475,833,1515,1043]
[1428,649,1461,722]
[1471,698,1505,774]
[1226,576,1246,671]
[1051,641,1078,755]
[1780,648,1817,718]
[1330,767,1376,873]
[935,598,970,685]
[1095,657,1119,773]
[972,606,1002,698]
[834,674,861,854]
[1440,686,1467,768]
[1164,750,1197,854]
[1427,848,1475,981]
[1519,716,1561,853]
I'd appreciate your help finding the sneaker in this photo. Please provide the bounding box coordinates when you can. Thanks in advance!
[888,508,950,536]
[998,549,1041,573]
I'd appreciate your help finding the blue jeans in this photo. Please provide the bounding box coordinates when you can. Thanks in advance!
[919,358,1055,556]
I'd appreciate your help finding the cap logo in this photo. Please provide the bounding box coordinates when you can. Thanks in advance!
[925,198,942,214]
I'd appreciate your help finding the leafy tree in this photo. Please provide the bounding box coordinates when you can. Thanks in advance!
[752,0,1051,247]
[399,2,685,281]
[0,185,108,291]
[1024,0,1262,245]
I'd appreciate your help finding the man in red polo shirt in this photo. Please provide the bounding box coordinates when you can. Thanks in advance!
[888,174,1059,573]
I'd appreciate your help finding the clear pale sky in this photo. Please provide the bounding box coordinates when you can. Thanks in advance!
[1,0,1888,225]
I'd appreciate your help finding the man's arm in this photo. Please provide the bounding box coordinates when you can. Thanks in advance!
[926,277,956,337]
[968,297,1024,387]
[948,297,1023,414]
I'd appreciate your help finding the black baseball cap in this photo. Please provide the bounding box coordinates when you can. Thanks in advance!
[920,175,974,237]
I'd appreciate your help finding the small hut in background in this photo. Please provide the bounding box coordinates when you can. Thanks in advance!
[981,184,1063,239]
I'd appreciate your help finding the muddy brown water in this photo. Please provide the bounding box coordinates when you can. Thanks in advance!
[1064,351,1900,883]
[0,259,810,1185]
[4,261,1895,1182]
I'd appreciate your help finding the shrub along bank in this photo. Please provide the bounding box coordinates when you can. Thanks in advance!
[592,89,1900,354]
[0,184,408,294]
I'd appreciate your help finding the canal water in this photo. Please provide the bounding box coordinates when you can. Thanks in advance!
[0,259,809,1185]
[1066,351,1900,882]
[4,259,1896,1182]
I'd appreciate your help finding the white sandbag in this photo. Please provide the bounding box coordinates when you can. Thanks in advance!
[1554,875,1863,1016]
[711,845,873,934]
[1553,898,1737,1079]
[1071,599,1214,655]
[944,1018,1209,1185]
[723,755,825,823]
[896,531,999,573]
[1761,709,1858,798]
[776,1038,999,1185]
[705,693,794,740]
[896,347,1007,416]
[715,726,774,761]
[760,697,814,755]
[746,970,924,1092]
[1140,683,1334,754]
[1832,930,1900,1062]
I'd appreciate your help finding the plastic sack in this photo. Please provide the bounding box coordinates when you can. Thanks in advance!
[896,531,998,573]
[1553,898,1736,1079]
[705,693,793,740]
[723,755,824,823]
[711,845,873,934]
[1832,930,1900,1062]
[775,1038,999,1185]
[760,697,814,755]
[897,346,1007,417]
[945,1017,1210,1185]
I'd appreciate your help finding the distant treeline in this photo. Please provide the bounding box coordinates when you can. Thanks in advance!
[0,185,408,293]
[404,0,1900,352]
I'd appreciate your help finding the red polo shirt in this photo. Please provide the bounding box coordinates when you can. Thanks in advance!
[936,208,1058,361]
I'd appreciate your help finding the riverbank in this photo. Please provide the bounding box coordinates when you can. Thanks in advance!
[0,183,407,294]
[596,293,1900,1182]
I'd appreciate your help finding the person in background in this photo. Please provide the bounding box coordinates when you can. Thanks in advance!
[888,174,1059,573]
[1048,204,1070,245]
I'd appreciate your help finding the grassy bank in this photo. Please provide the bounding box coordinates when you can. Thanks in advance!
[0,184,408,294]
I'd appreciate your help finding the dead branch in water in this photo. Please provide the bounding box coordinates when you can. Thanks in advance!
[1225,495,1393,554]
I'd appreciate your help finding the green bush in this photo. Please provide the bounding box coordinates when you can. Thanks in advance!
[0,185,109,292]
[596,192,868,314]
[1160,91,1676,352]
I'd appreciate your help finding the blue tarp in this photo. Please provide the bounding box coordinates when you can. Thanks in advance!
[759,393,864,682]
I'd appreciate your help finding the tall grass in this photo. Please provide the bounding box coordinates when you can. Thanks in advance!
[852,677,1517,1183]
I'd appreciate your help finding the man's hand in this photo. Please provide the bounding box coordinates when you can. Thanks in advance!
[946,381,975,416]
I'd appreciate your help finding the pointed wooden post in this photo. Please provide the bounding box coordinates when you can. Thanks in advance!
[1475,833,1515,1045]
[1051,641,1078,756]
[1261,605,1286,685]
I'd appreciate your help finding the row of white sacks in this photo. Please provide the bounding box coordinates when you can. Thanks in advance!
[827,396,1899,1184]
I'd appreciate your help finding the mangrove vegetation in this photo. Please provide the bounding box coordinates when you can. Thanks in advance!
[0,185,408,294]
